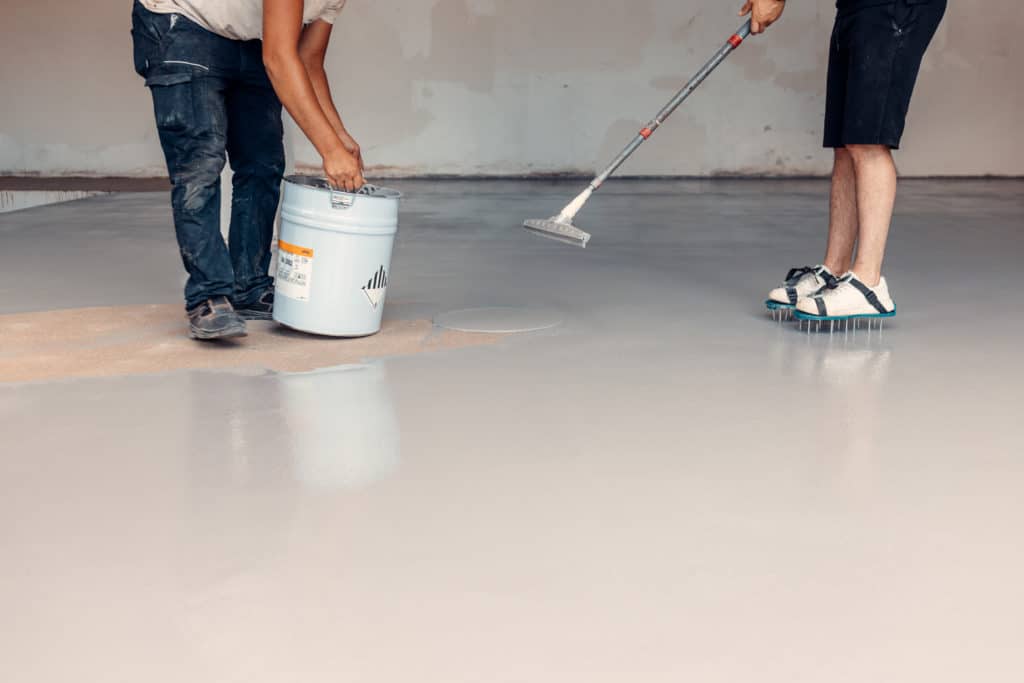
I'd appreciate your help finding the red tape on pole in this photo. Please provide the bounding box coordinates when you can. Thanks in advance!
[728,34,744,48]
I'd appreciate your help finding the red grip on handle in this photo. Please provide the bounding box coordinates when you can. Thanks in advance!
[728,34,744,48]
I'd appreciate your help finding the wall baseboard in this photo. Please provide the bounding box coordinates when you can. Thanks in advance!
[1,174,1020,192]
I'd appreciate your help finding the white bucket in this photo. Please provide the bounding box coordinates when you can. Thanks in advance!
[273,176,401,337]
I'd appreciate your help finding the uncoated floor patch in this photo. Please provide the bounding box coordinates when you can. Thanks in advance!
[0,304,498,383]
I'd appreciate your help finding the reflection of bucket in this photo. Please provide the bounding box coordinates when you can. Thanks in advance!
[273,176,401,337]
[281,364,401,491]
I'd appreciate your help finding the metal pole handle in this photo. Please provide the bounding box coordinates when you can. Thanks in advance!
[590,20,753,190]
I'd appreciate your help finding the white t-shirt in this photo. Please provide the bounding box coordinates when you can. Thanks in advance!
[139,0,347,41]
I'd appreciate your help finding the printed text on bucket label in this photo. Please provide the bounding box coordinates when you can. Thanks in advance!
[277,240,314,302]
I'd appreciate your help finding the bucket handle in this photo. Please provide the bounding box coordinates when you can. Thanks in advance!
[330,190,354,210]
[330,183,380,210]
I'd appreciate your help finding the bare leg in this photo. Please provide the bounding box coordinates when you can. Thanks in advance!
[846,144,897,287]
[823,147,858,276]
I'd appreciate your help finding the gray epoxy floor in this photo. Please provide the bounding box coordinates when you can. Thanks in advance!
[2,180,1023,682]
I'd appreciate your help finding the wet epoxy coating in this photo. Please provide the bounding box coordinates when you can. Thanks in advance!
[2,180,1023,682]
[433,306,565,333]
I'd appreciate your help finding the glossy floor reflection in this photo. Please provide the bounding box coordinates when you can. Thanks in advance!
[2,180,1022,682]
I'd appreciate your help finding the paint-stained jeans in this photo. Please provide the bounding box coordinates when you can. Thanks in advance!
[131,0,283,310]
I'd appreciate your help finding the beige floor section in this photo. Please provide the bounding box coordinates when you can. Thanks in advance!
[0,304,498,383]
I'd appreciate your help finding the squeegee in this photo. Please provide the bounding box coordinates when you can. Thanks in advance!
[523,20,753,248]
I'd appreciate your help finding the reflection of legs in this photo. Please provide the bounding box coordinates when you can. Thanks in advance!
[226,82,285,306]
[185,373,295,570]
[847,144,897,287]
[153,77,233,310]
[823,148,858,276]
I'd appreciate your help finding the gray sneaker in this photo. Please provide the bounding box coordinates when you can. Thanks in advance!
[187,296,247,340]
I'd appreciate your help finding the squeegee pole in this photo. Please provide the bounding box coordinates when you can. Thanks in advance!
[589,20,753,191]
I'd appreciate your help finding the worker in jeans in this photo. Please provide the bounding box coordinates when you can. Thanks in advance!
[131,0,363,340]
[748,0,947,321]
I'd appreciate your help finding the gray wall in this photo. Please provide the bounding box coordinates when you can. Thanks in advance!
[1,0,1020,177]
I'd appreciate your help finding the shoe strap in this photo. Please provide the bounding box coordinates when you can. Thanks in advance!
[846,277,889,314]
[784,266,817,285]
[812,271,844,297]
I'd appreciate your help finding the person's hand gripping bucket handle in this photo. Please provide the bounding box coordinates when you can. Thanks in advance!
[323,143,365,194]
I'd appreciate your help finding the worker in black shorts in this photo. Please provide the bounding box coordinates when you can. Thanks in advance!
[753,0,947,322]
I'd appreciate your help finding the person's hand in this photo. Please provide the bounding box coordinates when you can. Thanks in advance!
[739,0,785,34]
[336,128,364,171]
[323,145,364,193]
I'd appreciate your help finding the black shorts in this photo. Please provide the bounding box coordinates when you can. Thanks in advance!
[824,0,946,149]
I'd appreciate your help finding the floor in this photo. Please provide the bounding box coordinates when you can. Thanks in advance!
[2,179,1022,682]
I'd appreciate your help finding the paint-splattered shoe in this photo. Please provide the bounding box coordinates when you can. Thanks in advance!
[766,265,836,319]
[187,296,248,340]
[795,272,896,322]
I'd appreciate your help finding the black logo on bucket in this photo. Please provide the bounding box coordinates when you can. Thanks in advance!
[362,266,388,309]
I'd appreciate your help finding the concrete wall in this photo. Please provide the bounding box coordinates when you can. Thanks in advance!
[1,0,1020,177]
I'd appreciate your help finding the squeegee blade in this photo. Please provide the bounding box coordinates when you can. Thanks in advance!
[522,217,591,248]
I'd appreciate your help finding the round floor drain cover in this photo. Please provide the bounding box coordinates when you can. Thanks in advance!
[433,307,564,334]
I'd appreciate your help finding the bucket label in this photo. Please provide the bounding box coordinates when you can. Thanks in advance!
[362,266,389,310]
[277,240,314,302]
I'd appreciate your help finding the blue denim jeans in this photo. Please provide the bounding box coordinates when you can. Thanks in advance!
[131,0,283,310]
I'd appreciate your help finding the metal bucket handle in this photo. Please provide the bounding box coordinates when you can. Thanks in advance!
[330,183,381,210]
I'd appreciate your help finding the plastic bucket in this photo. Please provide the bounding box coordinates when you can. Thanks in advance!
[273,176,401,337]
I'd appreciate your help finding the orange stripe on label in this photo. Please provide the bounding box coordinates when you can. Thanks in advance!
[279,240,314,258]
